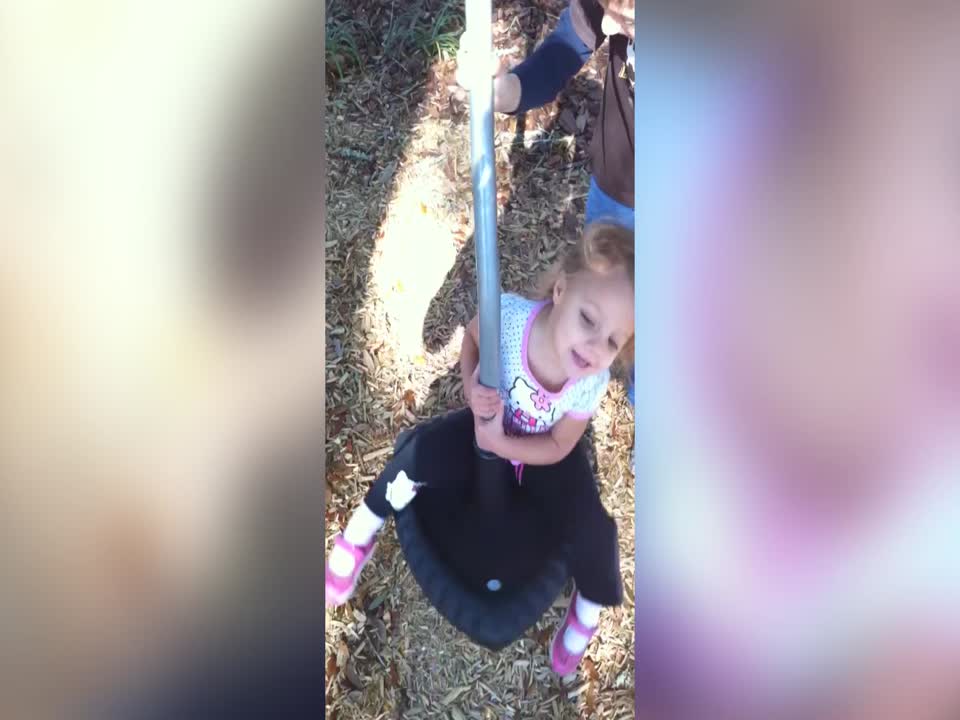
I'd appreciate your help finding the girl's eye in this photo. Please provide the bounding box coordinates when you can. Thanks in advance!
[608,338,619,351]
[580,311,594,327]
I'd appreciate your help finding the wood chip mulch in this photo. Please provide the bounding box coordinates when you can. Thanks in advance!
[326,1,633,717]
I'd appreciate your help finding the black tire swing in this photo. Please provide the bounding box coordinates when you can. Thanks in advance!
[391,0,568,652]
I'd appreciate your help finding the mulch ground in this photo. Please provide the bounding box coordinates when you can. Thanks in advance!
[325,1,634,716]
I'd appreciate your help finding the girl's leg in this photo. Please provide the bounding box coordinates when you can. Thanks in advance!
[526,442,623,606]
[361,407,477,515]
[549,587,605,674]
[328,502,384,576]
[548,506,620,672]
[569,503,623,606]
[564,592,603,653]
[523,443,622,669]
[327,408,478,596]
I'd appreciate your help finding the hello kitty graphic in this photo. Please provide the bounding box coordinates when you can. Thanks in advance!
[504,376,557,436]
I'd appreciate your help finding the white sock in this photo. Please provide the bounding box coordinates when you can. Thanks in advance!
[329,502,384,577]
[563,594,602,654]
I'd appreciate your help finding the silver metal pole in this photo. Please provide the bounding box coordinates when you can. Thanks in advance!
[466,0,500,392]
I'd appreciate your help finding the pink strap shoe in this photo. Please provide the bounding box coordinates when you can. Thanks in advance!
[325,533,377,607]
[549,590,598,676]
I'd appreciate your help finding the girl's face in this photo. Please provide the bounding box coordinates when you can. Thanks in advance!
[549,265,634,380]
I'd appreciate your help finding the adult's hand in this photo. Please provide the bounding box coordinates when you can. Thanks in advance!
[454,33,521,113]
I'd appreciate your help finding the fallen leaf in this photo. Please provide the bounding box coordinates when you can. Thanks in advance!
[442,686,469,704]
[585,683,598,715]
[371,617,387,646]
[402,389,416,409]
[558,107,577,134]
[562,208,579,237]
[343,662,364,690]
[377,161,397,186]
[368,592,389,612]
[326,655,338,679]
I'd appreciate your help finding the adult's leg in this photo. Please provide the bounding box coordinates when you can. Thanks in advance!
[585,175,636,231]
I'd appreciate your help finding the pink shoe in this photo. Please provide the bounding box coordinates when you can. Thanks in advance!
[325,533,377,607]
[549,590,597,676]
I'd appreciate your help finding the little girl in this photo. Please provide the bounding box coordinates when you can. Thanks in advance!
[326,222,634,674]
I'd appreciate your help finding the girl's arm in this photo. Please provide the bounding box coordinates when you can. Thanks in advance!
[503,0,605,114]
[460,315,481,396]
[478,411,590,465]
[461,315,502,419]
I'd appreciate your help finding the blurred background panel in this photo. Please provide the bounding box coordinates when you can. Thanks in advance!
[0,1,326,717]
[633,3,960,718]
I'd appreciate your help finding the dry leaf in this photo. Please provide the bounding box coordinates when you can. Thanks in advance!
[585,683,599,715]
[576,110,588,132]
[343,662,364,689]
[371,617,387,646]
[558,107,577,134]
[441,686,469,704]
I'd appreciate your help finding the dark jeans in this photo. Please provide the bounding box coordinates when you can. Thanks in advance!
[365,408,623,607]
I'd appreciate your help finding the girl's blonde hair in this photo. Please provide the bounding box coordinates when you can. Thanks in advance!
[537,222,635,367]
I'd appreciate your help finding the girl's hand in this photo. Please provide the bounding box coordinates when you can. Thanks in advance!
[466,365,502,421]
[474,400,505,454]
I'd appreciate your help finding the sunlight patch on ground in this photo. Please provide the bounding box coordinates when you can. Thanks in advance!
[372,157,459,361]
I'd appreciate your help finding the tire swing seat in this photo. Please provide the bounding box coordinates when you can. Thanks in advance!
[392,414,570,652]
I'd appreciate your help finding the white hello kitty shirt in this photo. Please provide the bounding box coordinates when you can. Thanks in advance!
[498,293,609,439]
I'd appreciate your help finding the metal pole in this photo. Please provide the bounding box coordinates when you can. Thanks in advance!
[465,0,509,560]
[466,0,500,395]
